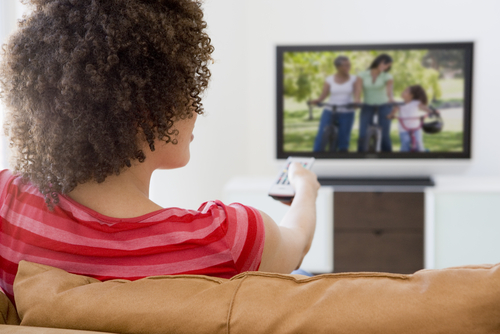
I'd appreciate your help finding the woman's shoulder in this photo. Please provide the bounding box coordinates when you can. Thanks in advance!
[0,169,14,184]
[382,71,394,80]
[401,100,420,111]
[0,169,22,201]
[0,169,49,217]
[198,201,263,224]
[406,99,420,106]
[357,69,369,78]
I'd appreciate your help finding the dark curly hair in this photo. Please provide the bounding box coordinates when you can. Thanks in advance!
[369,54,393,72]
[0,0,214,208]
[409,85,428,105]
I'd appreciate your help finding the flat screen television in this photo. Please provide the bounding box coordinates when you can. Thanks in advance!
[276,42,473,160]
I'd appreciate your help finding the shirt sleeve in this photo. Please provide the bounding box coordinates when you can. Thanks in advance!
[358,70,367,82]
[213,201,265,273]
[0,170,15,205]
[385,72,394,82]
[325,75,334,87]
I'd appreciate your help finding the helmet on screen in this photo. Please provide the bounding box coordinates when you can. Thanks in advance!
[422,108,443,134]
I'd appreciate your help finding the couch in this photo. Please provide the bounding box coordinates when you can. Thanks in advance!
[0,260,499,333]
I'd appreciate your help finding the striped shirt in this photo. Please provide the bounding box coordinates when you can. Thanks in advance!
[0,169,265,303]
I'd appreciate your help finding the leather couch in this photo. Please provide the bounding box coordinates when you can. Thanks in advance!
[1,260,499,333]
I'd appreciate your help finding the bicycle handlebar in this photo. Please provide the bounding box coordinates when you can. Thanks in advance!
[309,101,404,109]
[308,101,441,117]
[312,102,363,109]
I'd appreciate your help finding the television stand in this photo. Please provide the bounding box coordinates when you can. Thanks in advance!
[318,177,434,187]
[325,178,430,274]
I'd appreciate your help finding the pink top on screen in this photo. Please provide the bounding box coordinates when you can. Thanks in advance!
[0,169,265,303]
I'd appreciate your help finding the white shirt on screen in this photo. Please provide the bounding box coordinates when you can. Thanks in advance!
[324,74,357,112]
[398,100,423,132]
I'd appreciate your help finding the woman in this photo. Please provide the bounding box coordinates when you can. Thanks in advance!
[311,56,358,152]
[0,0,319,303]
[355,54,395,152]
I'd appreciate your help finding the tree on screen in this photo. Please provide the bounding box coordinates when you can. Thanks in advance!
[284,49,442,109]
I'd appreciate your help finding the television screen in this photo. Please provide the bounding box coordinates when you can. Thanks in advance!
[276,42,473,159]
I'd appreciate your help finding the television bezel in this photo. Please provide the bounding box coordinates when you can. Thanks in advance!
[276,42,474,160]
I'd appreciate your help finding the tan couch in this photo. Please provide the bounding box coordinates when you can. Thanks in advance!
[1,260,499,333]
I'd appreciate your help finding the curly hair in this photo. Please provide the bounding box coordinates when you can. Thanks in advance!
[409,85,428,105]
[0,0,214,208]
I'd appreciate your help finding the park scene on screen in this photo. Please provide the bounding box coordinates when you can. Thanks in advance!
[281,46,470,155]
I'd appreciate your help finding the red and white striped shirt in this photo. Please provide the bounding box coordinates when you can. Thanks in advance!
[0,169,265,303]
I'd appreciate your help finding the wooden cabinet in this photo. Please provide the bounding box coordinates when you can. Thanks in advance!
[333,192,424,274]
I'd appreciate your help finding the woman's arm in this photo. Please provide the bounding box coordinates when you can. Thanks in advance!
[310,82,330,105]
[354,77,362,103]
[386,106,399,119]
[258,163,320,273]
[386,79,394,102]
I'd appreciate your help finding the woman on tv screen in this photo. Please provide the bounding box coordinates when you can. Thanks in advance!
[310,56,359,153]
[355,54,395,152]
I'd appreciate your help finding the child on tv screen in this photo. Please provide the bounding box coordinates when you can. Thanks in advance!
[387,85,434,152]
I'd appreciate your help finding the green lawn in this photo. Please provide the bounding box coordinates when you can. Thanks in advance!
[284,128,462,152]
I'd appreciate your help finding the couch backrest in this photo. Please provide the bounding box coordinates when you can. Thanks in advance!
[12,261,500,334]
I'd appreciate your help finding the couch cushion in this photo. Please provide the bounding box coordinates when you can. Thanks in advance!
[0,289,20,325]
[0,324,115,333]
[14,260,500,334]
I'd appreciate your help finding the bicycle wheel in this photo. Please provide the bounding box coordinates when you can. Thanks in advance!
[365,126,382,153]
[328,125,339,152]
[317,125,332,152]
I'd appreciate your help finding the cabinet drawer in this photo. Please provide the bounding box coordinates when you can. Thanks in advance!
[334,192,424,229]
[334,230,424,274]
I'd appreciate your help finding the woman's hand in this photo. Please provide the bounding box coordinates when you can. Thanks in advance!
[258,162,320,274]
[386,106,399,120]
[288,162,320,197]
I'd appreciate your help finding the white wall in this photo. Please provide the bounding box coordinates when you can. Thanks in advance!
[0,0,27,170]
[153,0,500,208]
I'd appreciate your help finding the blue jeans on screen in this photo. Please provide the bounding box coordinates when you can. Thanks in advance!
[357,104,393,152]
[399,129,424,152]
[313,109,355,152]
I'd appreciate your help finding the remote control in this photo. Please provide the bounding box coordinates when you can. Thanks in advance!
[269,157,315,203]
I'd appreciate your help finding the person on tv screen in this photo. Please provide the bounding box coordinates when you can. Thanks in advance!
[354,54,394,152]
[310,56,359,152]
[0,0,320,304]
[387,85,434,152]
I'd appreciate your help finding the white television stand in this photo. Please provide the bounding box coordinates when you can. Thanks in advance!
[224,176,500,273]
